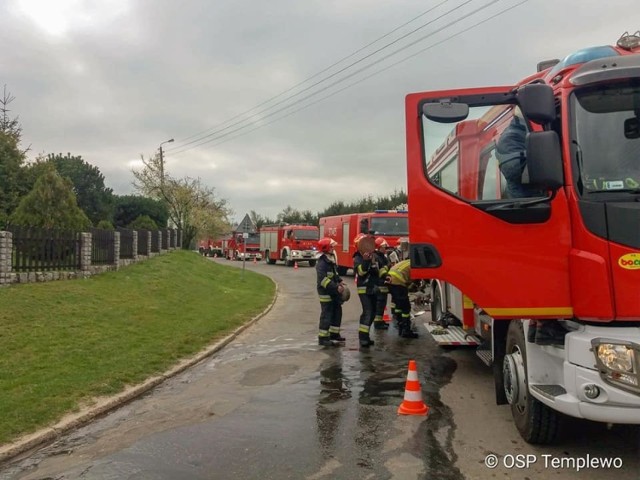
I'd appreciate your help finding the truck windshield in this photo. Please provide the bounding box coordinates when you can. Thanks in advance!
[572,83,640,195]
[245,233,260,244]
[293,229,319,240]
[370,217,408,236]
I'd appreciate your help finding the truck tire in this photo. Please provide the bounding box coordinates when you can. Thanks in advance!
[308,260,316,267]
[431,282,443,324]
[283,252,293,267]
[504,320,559,444]
[265,251,276,265]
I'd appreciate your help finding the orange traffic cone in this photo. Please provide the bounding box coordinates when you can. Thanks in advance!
[383,307,391,324]
[294,262,299,270]
[398,360,429,416]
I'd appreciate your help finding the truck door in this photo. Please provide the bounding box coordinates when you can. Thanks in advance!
[405,87,572,319]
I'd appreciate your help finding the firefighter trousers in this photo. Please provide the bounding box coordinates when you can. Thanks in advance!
[389,284,412,332]
[318,298,343,339]
[358,293,377,340]
[374,290,389,324]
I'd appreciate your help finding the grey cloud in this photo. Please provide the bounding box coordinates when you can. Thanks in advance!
[3,0,639,222]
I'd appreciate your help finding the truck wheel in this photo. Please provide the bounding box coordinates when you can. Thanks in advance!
[504,320,559,444]
[283,252,293,267]
[431,282,443,324]
[308,260,316,267]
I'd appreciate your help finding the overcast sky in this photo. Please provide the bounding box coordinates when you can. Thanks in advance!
[2,0,639,222]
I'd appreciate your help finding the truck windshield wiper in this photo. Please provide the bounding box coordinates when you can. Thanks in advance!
[587,188,640,194]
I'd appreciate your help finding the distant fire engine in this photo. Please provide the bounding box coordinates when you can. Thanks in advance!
[259,224,319,267]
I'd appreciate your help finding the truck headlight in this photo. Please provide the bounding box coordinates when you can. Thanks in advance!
[592,339,640,392]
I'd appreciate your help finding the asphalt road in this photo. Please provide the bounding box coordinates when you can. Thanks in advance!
[1,257,638,479]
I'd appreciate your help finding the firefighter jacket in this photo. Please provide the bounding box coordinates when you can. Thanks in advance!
[374,251,390,293]
[353,251,378,295]
[388,259,411,287]
[316,253,342,302]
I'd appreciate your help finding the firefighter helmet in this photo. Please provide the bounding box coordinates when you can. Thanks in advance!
[317,237,337,253]
[375,237,389,249]
[396,236,408,246]
[340,284,351,302]
[354,233,367,247]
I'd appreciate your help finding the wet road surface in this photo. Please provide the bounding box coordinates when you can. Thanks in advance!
[1,257,638,479]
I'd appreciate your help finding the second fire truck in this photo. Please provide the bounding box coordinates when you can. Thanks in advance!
[259,224,319,267]
[318,210,408,275]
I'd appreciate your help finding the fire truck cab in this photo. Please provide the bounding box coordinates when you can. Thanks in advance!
[405,32,640,443]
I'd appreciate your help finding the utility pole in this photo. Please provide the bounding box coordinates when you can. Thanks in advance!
[159,138,174,189]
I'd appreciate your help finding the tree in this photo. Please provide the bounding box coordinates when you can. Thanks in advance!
[113,195,168,229]
[128,215,158,230]
[0,87,28,228]
[250,210,275,229]
[10,166,92,230]
[132,153,231,248]
[24,153,114,226]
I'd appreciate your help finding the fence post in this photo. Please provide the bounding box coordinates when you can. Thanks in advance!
[80,232,92,277]
[155,230,162,254]
[113,231,120,268]
[132,230,139,261]
[0,231,12,285]
[147,230,152,256]
[177,229,182,249]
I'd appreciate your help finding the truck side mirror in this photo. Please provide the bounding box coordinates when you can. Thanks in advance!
[517,84,556,124]
[526,131,563,190]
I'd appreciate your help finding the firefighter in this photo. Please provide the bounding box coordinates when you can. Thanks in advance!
[372,237,391,330]
[385,259,419,338]
[316,237,346,347]
[387,240,401,265]
[353,233,378,348]
[386,237,405,323]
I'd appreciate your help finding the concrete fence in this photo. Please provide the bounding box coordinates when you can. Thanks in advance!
[0,228,183,287]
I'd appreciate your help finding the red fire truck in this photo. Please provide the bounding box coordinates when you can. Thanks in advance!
[259,224,319,267]
[404,32,640,443]
[318,210,408,275]
[222,232,262,261]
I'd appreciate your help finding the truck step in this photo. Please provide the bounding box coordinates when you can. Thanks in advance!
[530,384,567,400]
[424,324,480,346]
[475,348,492,366]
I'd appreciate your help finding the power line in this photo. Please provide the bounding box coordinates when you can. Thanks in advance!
[167,0,476,154]
[173,0,454,146]
[169,0,519,156]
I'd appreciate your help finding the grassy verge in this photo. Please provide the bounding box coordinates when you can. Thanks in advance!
[0,250,275,445]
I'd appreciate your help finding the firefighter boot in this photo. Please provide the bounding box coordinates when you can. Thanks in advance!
[359,333,375,348]
[329,333,346,343]
[399,320,419,339]
[527,322,537,343]
[319,337,339,347]
[373,321,389,330]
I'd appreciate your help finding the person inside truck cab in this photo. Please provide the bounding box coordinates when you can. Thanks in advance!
[496,106,543,198]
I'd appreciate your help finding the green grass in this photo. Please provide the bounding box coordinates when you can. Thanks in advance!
[0,250,275,445]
